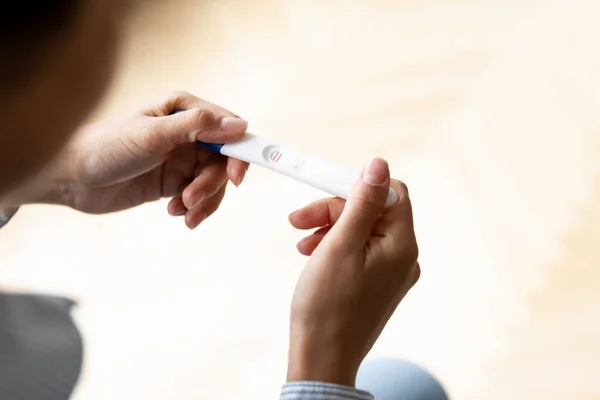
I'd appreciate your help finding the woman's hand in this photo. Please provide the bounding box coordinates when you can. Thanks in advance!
[1,91,249,229]
[287,158,420,387]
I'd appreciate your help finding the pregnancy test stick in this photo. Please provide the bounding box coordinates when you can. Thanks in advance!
[197,135,398,207]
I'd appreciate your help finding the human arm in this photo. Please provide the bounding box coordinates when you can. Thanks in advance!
[283,158,420,398]
[0,91,250,229]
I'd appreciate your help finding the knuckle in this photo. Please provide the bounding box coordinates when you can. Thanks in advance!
[168,90,192,100]
[390,249,420,287]
[389,180,413,215]
[352,200,380,219]
[409,262,421,286]
[404,241,419,264]
[189,108,217,131]
[395,240,419,266]
[327,198,346,224]
[352,189,384,214]
[393,180,409,202]
[398,180,409,196]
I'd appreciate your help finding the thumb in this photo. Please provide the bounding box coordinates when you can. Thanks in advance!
[150,108,248,148]
[328,158,391,250]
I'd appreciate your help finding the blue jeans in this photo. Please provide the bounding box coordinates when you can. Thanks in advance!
[357,358,448,400]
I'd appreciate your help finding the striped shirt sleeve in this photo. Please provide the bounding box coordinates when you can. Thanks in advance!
[0,206,18,229]
[280,382,374,400]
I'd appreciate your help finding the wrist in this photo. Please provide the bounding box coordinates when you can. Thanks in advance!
[287,332,360,387]
[0,157,73,209]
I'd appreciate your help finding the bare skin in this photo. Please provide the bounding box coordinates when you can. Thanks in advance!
[0,0,420,389]
[2,91,250,229]
[287,159,420,386]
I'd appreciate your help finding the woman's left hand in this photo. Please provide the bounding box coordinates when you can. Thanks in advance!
[1,91,249,229]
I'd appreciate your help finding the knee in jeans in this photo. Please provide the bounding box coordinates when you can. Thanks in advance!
[356,358,448,400]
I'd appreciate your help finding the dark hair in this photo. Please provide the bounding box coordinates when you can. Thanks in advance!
[0,2,81,86]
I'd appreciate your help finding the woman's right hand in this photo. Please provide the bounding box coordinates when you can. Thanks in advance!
[286,158,420,387]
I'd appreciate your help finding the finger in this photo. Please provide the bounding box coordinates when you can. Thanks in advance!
[149,107,247,149]
[160,143,200,197]
[288,197,345,230]
[142,91,242,119]
[227,158,249,187]
[141,91,247,148]
[181,155,228,209]
[296,226,331,256]
[167,197,187,216]
[184,185,227,229]
[326,158,390,250]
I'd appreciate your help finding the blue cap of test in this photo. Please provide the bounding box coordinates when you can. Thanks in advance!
[196,142,224,153]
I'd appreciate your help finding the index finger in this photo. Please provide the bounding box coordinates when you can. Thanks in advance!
[142,90,241,119]
[288,197,346,230]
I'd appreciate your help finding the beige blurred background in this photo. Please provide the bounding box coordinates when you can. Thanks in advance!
[1,0,600,399]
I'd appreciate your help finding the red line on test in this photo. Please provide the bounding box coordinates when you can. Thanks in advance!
[272,151,283,163]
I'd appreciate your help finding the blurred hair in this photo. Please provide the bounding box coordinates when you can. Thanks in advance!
[0,2,81,87]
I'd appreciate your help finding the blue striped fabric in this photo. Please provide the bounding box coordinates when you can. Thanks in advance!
[281,382,374,400]
[0,294,82,400]
[0,206,18,229]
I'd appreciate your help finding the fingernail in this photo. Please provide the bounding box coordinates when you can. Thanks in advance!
[362,158,389,186]
[173,209,186,216]
[193,213,207,228]
[221,117,248,133]
[233,169,247,187]
[186,191,206,209]
[188,214,206,230]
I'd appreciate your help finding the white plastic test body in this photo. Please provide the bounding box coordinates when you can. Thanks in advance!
[207,134,398,207]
